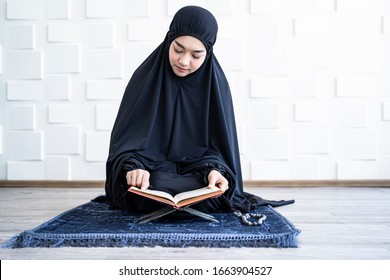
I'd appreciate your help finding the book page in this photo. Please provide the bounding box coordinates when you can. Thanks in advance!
[129,186,175,202]
[129,185,223,209]
[173,186,222,204]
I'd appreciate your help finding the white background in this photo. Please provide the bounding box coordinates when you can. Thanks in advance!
[1,0,390,180]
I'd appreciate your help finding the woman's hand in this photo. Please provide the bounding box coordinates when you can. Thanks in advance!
[126,169,150,190]
[207,170,229,192]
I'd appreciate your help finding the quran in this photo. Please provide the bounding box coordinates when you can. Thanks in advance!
[128,186,224,223]
[128,185,223,209]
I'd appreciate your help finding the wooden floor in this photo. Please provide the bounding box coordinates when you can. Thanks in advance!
[0,186,389,260]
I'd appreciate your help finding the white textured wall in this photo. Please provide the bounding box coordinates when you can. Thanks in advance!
[0,0,390,181]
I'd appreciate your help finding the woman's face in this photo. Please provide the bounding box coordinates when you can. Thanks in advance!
[169,36,207,77]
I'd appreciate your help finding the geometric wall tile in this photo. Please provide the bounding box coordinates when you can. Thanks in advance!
[1,1,389,180]
[294,16,329,38]
[290,0,316,13]
[335,15,368,43]
[251,161,290,180]
[9,106,36,130]
[383,102,390,121]
[45,45,80,73]
[44,156,70,180]
[8,131,43,160]
[317,72,336,97]
[336,103,367,128]
[250,0,283,14]
[334,44,374,74]
[9,25,35,49]
[224,72,246,103]
[128,20,166,41]
[85,132,110,162]
[7,81,44,100]
[250,76,288,98]
[334,129,376,159]
[45,76,71,100]
[48,24,80,42]
[124,42,158,72]
[85,163,106,180]
[48,105,81,124]
[250,130,288,159]
[336,75,375,97]
[96,105,118,130]
[250,18,279,45]
[317,157,337,180]
[0,126,3,155]
[86,50,123,78]
[214,40,243,71]
[289,71,317,97]
[249,46,287,75]
[166,0,206,16]
[252,103,280,128]
[7,161,44,180]
[378,157,390,179]
[337,161,377,180]
[290,124,330,154]
[289,41,328,69]
[86,79,125,100]
[295,102,330,122]
[384,16,390,35]
[203,0,233,15]
[377,40,390,70]
[231,98,245,122]
[217,19,243,40]
[378,124,390,154]
[336,0,374,13]
[0,45,2,74]
[45,126,81,155]
[88,24,114,48]
[290,156,318,179]
[7,51,43,79]
[124,0,150,17]
[86,0,123,18]
[7,0,44,19]
[167,0,233,16]
[44,0,70,19]
[236,123,245,154]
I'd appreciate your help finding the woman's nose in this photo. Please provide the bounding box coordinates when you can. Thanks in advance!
[179,54,190,66]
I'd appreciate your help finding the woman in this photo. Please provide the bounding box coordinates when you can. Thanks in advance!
[105,6,292,214]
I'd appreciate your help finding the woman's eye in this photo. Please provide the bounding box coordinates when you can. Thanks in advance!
[174,48,183,53]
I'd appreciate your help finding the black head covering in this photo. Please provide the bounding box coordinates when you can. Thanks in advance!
[168,5,218,52]
[105,6,293,212]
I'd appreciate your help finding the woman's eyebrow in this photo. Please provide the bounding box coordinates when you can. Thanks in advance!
[174,40,205,53]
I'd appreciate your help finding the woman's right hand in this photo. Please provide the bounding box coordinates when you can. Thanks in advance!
[126,169,150,190]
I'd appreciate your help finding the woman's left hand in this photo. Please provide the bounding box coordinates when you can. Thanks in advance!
[207,170,229,192]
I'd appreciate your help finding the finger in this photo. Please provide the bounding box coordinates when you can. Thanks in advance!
[208,177,217,188]
[131,172,141,187]
[126,172,135,186]
[135,170,144,187]
[220,181,229,192]
[129,172,137,187]
[140,172,150,190]
[214,177,228,191]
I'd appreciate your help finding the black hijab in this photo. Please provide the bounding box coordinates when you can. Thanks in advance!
[105,6,293,212]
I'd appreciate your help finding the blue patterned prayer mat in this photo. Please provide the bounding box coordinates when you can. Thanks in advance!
[2,198,300,248]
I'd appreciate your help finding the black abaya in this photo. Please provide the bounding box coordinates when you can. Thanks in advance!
[105,6,294,213]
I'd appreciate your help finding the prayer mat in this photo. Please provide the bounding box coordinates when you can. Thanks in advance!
[2,197,300,248]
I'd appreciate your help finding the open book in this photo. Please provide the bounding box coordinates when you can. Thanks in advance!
[128,185,224,209]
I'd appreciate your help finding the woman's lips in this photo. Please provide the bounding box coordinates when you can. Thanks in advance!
[176,65,188,73]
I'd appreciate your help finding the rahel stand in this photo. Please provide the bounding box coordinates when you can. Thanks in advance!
[138,205,219,224]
